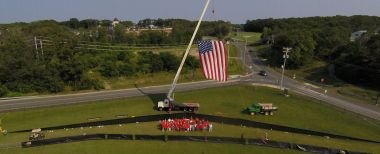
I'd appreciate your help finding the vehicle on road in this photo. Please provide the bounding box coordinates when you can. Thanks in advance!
[247,103,278,115]
[29,128,45,141]
[259,70,268,76]
[157,99,199,112]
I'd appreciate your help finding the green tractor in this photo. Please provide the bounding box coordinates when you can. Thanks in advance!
[247,103,278,116]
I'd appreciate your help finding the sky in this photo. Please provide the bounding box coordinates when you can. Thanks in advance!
[0,0,379,24]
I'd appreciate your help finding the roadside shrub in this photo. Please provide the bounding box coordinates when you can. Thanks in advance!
[0,84,9,97]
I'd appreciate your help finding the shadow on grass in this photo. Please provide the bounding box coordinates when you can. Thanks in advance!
[240,108,250,115]
[303,66,344,87]
[134,84,166,110]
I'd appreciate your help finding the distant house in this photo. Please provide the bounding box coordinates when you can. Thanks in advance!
[375,28,380,35]
[72,31,81,36]
[148,24,157,29]
[350,30,367,42]
[112,18,120,27]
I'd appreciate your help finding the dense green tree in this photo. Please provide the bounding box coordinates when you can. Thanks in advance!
[334,35,380,88]
[245,15,380,88]
[100,19,112,27]
[118,63,135,76]
[100,61,119,77]
[0,28,35,92]
[270,30,316,68]
[0,84,8,97]
[61,18,80,29]
[159,52,180,71]
[114,24,126,43]
[79,19,99,29]
[0,18,227,96]
[138,19,154,27]
[312,27,350,59]
[120,21,134,27]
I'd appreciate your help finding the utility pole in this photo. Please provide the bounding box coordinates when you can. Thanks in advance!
[39,39,44,58]
[34,36,39,60]
[280,47,292,90]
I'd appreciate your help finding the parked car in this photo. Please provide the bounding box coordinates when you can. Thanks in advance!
[259,70,268,76]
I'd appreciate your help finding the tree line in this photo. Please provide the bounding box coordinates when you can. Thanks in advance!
[60,18,232,44]
[244,15,380,88]
[0,18,228,96]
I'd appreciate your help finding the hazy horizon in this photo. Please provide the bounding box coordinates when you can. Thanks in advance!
[1,0,380,24]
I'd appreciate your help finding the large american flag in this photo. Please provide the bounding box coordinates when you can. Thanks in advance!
[198,40,228,82]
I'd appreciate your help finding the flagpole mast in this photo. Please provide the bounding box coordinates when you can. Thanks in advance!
[167,0,211,100]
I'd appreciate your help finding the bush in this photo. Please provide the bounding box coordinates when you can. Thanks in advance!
[0,84,9,97]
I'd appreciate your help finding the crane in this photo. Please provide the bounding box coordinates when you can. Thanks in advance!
[156,0,211,112]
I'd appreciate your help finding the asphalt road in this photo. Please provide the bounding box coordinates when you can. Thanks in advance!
[0,42,379,121]
[234,42,380,121]
[0,78,242,112]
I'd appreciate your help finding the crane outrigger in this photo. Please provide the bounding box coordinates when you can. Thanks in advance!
[156,0,211,112]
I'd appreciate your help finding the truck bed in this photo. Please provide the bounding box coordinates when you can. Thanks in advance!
[174,103,200,108]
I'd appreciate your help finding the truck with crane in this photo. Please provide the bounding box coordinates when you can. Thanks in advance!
[156,0,211,113]
[157,99,199,112]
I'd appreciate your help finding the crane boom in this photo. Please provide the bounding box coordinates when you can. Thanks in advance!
[166,0,211,100]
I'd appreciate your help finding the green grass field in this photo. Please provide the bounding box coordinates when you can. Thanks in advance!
[227,44,239,57]
[104,70,205,90]
[1,141,305,154]
[231,32,262,43]
[0,85,379,153]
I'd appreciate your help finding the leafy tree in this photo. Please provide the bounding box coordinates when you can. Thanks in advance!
[159,52,180,71]
[79,19,99,29]
[118,63,135,76]
[114,24,126,43]
[67,18,80,29]
[0,28,35,93]
[0,84,9,97]
[100,19,112,27]
[313,27,350,59]
[120,20,134,27]
[96,27,109,42]
[185,55,200,69]
[334,35,380,88]
[270,30,316,68]
[100,61,119,77]
[138,19,154,27]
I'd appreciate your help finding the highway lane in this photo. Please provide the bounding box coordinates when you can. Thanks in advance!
[0,78,241,112]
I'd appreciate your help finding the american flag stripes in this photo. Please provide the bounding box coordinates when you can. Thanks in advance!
[198,40,228,82]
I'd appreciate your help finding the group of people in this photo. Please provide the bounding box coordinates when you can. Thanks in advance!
[160,117,213,132]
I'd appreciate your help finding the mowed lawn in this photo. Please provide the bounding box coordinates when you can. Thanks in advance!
[1,122,379,153]
[1,141,305,154]
[0,85,379,153]
[227,44,239,57]
[231,32,262,43]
